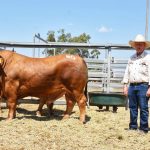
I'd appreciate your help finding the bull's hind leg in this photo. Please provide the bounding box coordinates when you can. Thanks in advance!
[37,98,54,117]
[75,93,86,123]
[46,101,54,116]
[63,94,76,120]
[63,92,86,123]
[73,91,87,123]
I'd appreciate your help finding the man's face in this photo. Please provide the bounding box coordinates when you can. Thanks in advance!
[134,42,146,54]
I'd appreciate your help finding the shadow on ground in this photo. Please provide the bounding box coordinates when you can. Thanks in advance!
[16,107,91,123]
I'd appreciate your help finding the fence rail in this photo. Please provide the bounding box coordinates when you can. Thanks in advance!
[86,58,128,93]
[0,41,135,49]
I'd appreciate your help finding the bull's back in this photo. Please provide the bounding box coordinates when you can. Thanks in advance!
[9,53,87,82]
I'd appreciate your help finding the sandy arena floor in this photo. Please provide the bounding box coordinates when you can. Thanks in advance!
[0,103,150,150]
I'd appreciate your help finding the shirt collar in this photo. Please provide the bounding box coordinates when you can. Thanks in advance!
[132,51,147,59]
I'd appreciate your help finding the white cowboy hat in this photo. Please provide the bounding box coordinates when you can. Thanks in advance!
[129,34,150,49]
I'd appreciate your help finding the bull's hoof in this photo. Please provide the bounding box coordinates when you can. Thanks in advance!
[79,119,86,124]
[62,114,70,120]
[79,116,86,124]
[6,114,16,121]
[36,111,42,117]
[0,110,2,116]
[6,117,14,121]
[47,112,54,118]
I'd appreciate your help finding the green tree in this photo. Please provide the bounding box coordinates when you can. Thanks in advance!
[43,29,100,58]
[47,31,55,42]
[57,29,71,42]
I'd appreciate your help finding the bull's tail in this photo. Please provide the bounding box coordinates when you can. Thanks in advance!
[84,82,88,99]
[84,82,89,107]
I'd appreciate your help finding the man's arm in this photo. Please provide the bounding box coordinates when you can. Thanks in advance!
[146,58,150,97]
[122,62,129,96]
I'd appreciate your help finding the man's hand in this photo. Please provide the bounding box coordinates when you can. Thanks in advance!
[123,85,128,96]
[146,87,150,97]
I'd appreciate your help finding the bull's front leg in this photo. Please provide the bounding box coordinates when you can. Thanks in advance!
[5,81,19,120]
[7,98,17,120]
[0,103,1,117]
[36,97,46,116]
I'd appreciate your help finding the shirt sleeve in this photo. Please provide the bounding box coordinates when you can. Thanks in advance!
[122,61,129,84]
[147,59,150,85]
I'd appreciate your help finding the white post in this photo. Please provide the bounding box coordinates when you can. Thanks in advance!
[145,0,149,40]
[38,33,40,57]
[106,47,111,93]
[33,35,36,57]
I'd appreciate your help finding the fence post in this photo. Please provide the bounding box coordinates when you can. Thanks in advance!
[37,33,41,58]
[33,35,36,57]
[106,47,111,93]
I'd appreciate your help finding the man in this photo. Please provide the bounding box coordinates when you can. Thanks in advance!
[123,34,150,133]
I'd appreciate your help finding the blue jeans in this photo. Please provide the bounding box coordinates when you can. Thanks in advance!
[128,83,149,131]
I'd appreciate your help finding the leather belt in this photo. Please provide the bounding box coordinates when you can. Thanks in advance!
[130,82,148,86]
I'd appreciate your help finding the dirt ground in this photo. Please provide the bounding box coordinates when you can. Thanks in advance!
[0,103,150,150]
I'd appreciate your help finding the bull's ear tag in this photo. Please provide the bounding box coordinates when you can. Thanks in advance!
[0,58,3,64]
